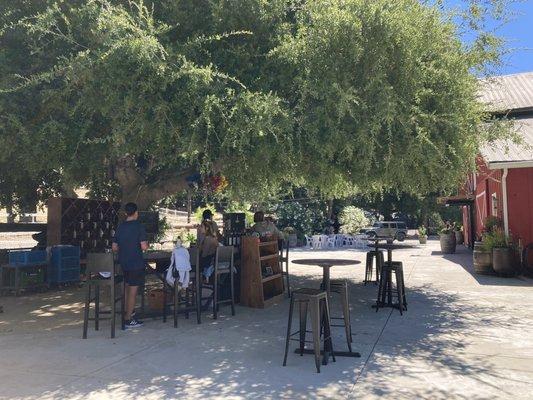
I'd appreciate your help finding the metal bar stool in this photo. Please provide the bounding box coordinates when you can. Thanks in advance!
[365,250,384,284]
[283,288,335,373]
[279,239,291,297]
[172,247,202,327]
[212,246,236,319]
[375,261,407,315]
[326,279,353,352]
[82,253,125,339]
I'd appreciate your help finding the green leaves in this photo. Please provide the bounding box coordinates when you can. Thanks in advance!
[0,0,513,210]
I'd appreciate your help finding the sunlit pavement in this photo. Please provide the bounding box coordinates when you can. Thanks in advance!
[1,239,533,399]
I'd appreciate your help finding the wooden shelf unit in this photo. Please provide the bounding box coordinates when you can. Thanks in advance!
[240,237,284,308]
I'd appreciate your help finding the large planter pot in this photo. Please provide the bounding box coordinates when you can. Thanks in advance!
[473,241,493,274]
[455,231,464,245]
[419,235,427,244]
[287,234,297,248]
[492,247,517,276]
[439,232,456,254]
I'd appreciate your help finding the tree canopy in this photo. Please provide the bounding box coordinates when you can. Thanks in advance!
[0,0,511,211]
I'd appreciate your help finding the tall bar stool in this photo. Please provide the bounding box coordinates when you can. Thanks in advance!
[82,253,125,339]
[283,288,335,373]
[365,250,384,284]
[279,239,291,297]
[375,261,407,315]
[327,279,353,352]
[173,246,204,326]
[212,246,236,319]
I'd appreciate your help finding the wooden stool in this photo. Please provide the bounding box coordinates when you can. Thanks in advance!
[365,250,384,284]
[328,279,353,352]
[375,261,407,315]
[82,253,125,339]
[283,288,335,373]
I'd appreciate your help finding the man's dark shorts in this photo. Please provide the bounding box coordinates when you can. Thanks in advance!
[123,269,145,286]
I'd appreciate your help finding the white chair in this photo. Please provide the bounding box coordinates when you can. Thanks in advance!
[305,235,313,248]
[327,235,336,248]
[335,234,345,247]
[353,234,365,249]
[344,235,355,247]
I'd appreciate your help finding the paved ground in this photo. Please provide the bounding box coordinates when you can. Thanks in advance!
[1,239,533,399]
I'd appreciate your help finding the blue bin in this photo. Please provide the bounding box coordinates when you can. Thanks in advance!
[49,246,80,284]
[8,250,47,265]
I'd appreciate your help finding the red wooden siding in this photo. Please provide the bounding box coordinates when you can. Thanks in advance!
[506,167,533,246]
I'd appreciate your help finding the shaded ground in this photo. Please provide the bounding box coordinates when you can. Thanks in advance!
[1,240,532,399]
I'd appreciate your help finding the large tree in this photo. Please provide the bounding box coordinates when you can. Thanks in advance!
[0,0,511,210]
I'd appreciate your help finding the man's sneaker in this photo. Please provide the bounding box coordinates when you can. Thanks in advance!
[125,319,143,329]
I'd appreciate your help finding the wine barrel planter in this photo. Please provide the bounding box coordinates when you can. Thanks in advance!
[473,242,493,274]
[492,247,516,277]
[419,236,427,244]
[439,233,456,254]
[455,231,464,245]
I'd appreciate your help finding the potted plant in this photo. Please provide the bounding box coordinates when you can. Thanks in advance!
[439,225,456,254]
[283,227,297,247]
[418,226,427,244]
[454,224,464,245]
[483,229,517,276]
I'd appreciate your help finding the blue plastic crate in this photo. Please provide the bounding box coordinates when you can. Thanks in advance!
[8,250,47,266]
[51,246,80,262]
[48,266,80,284]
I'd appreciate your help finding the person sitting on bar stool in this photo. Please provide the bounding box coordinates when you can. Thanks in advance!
[198,220,220,283]
[112,202,148,329]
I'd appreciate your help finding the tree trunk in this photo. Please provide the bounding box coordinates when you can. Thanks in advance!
[6,204,15,224]
[115,156,194,210]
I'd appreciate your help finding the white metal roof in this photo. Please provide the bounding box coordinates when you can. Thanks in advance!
[479,72,533,112]
[480,72,533,167]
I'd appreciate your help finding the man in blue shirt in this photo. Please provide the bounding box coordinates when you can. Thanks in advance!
[112,202,148,328]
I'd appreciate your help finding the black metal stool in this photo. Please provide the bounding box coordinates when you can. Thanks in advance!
[365,250,384,284]
[283,288,335,373]
[375,261,407,315]
[82,253,125,339]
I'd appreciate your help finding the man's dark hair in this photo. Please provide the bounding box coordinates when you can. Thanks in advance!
[202,209,213,220]
[124,202,138,217]
[254,211,264,223]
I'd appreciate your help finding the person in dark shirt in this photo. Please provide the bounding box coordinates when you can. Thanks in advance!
[112,202,148,328]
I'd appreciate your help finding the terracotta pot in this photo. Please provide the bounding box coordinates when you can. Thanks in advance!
[419,236,427,244]
[439,232,456,254]
[492,247,517,276]
[473,241,493,274]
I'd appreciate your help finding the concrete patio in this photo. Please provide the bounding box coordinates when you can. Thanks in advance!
[1,240,533,399]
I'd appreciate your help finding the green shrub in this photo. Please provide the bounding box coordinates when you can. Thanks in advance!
[272,201,327,237]
[339,206,368,234]
[418,226,427,236]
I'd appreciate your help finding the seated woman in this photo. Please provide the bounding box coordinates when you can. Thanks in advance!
[197,209,221,244]
[198,220,220,283]
[251,211,284,239]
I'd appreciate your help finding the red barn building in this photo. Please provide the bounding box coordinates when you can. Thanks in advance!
[461,72,533,250]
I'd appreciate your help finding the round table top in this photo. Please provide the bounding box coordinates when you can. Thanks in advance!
[292,258,361,267]
[367,243,417,250]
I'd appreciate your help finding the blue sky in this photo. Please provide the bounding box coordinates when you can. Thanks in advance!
[444,0,533,75]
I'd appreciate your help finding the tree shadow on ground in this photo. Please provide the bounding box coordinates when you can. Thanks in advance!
[2,256,533,399]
